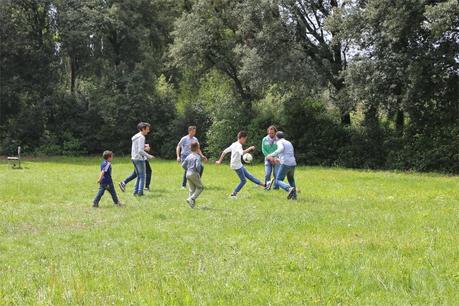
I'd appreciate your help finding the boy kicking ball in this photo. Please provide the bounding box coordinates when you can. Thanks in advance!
[216,131,268,199]
[181,142,204,208]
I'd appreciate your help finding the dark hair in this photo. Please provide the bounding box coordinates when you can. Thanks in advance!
[137,122,151,131]
[188,126,197,131]
[102,150,113,160]
[190,142,199,152]
[276,131,285,139]
[238,131,248,139]
[267,125,277,133]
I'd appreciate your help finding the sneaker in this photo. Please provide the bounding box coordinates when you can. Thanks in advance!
[186,198,195,208]
[181,186,186,190]
[119,182,126,192]
[115,202,125,207]
[144,187,150,192]
[92,203,99,208]
[265,179,274,191]
[229,193,238,199]
[287,187,296,200]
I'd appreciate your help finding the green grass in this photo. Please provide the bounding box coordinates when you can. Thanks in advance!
[0,157,458,304]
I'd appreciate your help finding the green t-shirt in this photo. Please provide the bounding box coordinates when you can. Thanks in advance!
[262,135,278,157]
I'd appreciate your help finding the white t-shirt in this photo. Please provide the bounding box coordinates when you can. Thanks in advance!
[223,141,244,170]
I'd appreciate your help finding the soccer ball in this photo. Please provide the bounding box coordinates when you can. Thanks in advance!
[243,153,253,163]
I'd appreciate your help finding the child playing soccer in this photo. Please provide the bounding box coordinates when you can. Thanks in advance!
[216,131,267,199]
[93,151,123,208]
[181,142,204,208]
[266,131,297,200]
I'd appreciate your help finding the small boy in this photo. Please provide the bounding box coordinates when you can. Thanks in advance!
[93,151,123,208]
[216,131,267,199]
[181,142,204,208]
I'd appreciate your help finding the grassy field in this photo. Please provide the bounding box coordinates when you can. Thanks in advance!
[0,157,458,304]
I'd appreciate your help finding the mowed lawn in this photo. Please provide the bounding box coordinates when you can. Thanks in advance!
[0,157,458,304]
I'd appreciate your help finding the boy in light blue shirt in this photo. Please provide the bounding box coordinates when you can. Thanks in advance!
[181,142,204,208]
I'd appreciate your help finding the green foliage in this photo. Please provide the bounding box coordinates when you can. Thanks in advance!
[1,0,457,173]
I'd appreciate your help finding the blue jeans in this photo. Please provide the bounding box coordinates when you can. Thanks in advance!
[132,159,146,195]
[124,160,152,188]
[93,182,119,205]
[233,166,262,194]
[264,159,280,188]
[274,164,296,192]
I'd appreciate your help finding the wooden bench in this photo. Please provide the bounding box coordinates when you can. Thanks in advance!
[7,146,21,169]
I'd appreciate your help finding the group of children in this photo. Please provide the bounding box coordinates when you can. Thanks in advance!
[93,123,297,208]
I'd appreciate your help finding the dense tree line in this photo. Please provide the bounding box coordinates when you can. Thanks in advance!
[1,0,458,173]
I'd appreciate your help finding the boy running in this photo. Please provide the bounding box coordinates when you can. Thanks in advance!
[216,131,267,198]
[181,142,204,208]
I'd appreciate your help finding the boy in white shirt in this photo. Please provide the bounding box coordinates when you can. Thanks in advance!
[216,131,267,198]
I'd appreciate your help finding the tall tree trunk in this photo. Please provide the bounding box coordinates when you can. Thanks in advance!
[396,110,404,133]
[70,55,77,93]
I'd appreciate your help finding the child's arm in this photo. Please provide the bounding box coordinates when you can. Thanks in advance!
[267,142,284,162]
[215,147,231,164]
[138,137,154,160]
[97,170,104,183]
[181,159,188,170]
[243,146,256,154]
[196,157,203,173]
[197,147,207,162]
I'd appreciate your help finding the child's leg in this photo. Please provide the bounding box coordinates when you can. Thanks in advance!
[133,160,146,195]
[189,173,204,200]
[93,185,106,206]
[145,160,152,189]
[286,166,296,188]
[233,168,247,194]
[137,161,146,194]
[242,167,262,186]
[199,164,204,177]
[272,163,280,189]
[274,164,290,192]
[187,175,196,198]
[107,183,120,204]
[123,171,137,185]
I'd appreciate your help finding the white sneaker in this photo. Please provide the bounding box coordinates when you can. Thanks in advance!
[229,193,237,199]
[186,198,195,208]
